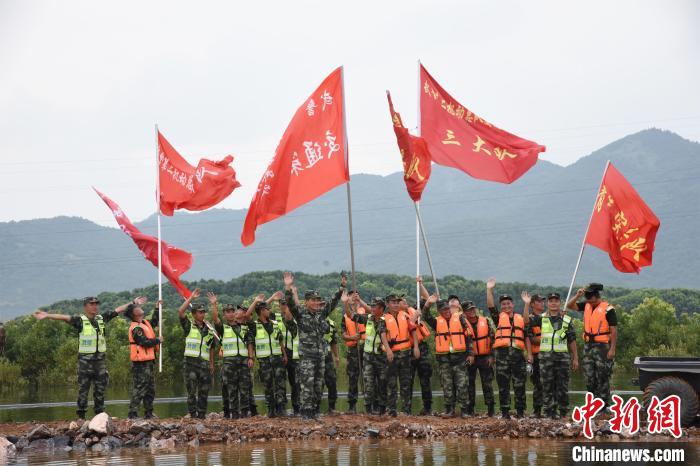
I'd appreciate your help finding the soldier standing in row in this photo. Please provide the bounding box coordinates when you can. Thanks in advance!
[275,291,301,416]
[282,272,344,420]
[463,300,496,416]
[251,296,288,418]
[526,294,545,418]
[405,283,433,416]
[486,278,527,419]
[567,283,617,409]
[33,295,141,419]
[125,299,162,419]
[385,294,420,416]
[323,316,340,414]
[341,291,365,414]
[525,292,579,419]
[178,289,216,419]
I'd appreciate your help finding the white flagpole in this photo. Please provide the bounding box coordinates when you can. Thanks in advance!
[155,124,164,373]
[563,160,611,309]
[416,59,421,305]
[414,201,439,296]
[341,66,357,291]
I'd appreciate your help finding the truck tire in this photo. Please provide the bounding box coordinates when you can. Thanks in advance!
[642,376,699,427]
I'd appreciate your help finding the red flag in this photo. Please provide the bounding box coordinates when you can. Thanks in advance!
[419,64,546,184]
[584,163,660,273]
[94,188,193,297]
[387,91,432,202]
[158,131,242,216]
[241,67,348,246]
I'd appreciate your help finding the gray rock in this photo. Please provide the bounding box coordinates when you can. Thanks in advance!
[151,430,163,440]
[27,438,54,451]
[72,441,86,452]
[150,437,176,450]
[528,430,540,438]
[27,424,52,441]
[102,436,122,449]
[91,443,104,452]
[79,421,90,434]
[367,428,379,438]
[15,437,28,450]
[4,436,18,444]
[130,420,157,434]
[88,413,114,435]
[53,436,71,449]
[195,423,209,435]
[0,437,17,459]
[63,446,72,452]
[327,427,338,437]
[188,438,200,448]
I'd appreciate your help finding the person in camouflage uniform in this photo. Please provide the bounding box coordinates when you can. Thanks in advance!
[567,283,617,409]
[211,296,256,419]
[526,294,545,417]
[341,291,365,414]
[323,316,340,414]
[384,294,420,416]
[413,279,437,415]
[486,278,527,419]
[344,293,388,415]
[525,292,579,418]
[272,292,301,416]
[422,295,474,418]
[33,295,139,419]
[125,300,162,419]
[462,300,496,416]
[281,272,344,420]
[250,296,288,418]
[178,289,216,419]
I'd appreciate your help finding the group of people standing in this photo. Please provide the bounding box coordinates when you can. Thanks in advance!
[32,273,617,422]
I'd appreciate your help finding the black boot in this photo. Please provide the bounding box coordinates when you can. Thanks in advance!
[501,410,511,420]
[442,405,454,417]
[419,402,432,416]
[515,410,525,419]
[388,409,398,417]
[347,403,357,414]
[267,406,277,418]
[487,404,495,417]
[377,406,386,416]
[277,405,287,418]
[533,409,541,419]
[465,406,475,416]
[328,403,337,415]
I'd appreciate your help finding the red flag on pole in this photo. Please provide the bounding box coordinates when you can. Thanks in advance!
[387,91,432,202]
[241,67,348,246]
[94,188,193,297]
[419,64,545,184]
[157,131,241,216]
[584,163,660,273]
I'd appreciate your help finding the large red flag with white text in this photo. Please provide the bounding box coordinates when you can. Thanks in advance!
[387,91,432,202]
[241,67,348,246]
[584,163,660,273]
[94,188,193,297]
[158,131,241,216]
[420,64,545,184]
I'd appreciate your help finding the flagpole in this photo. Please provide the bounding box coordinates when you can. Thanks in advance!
[563,160,611,310]
[155,124,163,373]
[341,66,357,291]
[414,201,439,296]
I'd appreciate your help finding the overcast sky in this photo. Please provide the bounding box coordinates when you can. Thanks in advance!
[1,0,698,226]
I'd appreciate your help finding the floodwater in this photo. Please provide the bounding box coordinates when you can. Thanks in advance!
[4,439,594,466]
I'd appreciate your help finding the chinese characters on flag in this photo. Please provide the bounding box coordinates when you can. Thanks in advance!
[158,131,241,216]
[419,64,545,184]
[241,67,348,246]
[94,188,193,298]
[585,163,660,273]
[387,91,432,202]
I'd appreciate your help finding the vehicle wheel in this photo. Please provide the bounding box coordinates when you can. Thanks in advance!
[642,376,699,427]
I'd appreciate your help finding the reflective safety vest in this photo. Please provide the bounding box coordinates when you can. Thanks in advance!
[364,317,385,355]
[344,308,366,347]
[467,316,491,356]
[79,314,106,354]
[408,307,431,343]
[323,317,336,344]
[128,320,157,362]
[385,311,412,351]
[222,323,249,357]
[540,315,572,353]
[254,321,282,358]
[530,314,542,354]
[184,320,214,361]
[584,301,612,344]
[435,313,468,354]
[493,312,525,350]
[277,316,299,360]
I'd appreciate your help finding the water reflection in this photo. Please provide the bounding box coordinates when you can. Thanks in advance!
[9,440,584,466]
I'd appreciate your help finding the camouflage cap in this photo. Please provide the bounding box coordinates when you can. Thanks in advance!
[191,303,206,312]
[222,303,236,311]
[447,294,461,302]
[385,293,402,302]
[370,297,386,308]
[499,294,514,303]
[531,294,545,302]
[437,299,450,311]
[585,283,604,293]
[461,300,477,311]
[83,296,100,305]
[255,301,271,312]
[304,290,322,300]
[547,292,561,300]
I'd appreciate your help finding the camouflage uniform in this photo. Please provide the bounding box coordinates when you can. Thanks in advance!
[465,314,495,415]
[180,316,215,418]
[526,312,543,416]
[385,310,416,415]
[276,312,300,415]
[68,310,119,419]
[323,318,338,412]
[251,319,287,416]
[128,311,160,418]
[576,300,617,409]
[286,288,342,417]
[341,314,364,410]
[488,306,527,416]
[411,340,433,413]
[215,320,254,417]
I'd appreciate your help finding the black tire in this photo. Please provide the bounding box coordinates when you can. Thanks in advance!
[642,376,699,427]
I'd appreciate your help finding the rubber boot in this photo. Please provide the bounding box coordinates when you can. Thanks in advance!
[419,402,432,416]
[501,409,511,420]
[347,403,357,414]
[487,404,495,417]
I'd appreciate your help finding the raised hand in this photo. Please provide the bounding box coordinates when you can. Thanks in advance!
[427,294,438,304]
[576,288,585,298]
[283,272,294,288]
[191,288,201,299]
[206,292,217,304]
[521,291,531,304]
[416,276,423,283]
[33,310,48,320]
[486,278,496,289]
[134,296,148,306]
[254,293,265,303]
[340,290,349,304]
[269,291,284,301]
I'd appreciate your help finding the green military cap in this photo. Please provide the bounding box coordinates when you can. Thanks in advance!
[437,299,450,311]
[83,296,100,305]
[191,303,206,312]
[222,303,236,311]
[547,292,561,300]
[255,301,270,313]
[385,293,402,302]
[531,294,545,302]
[585,283,604,293]
[370,297,386,308]
[461,300,477,310]
[304,290,322,300]
[499,294,513,303]
[447,294,460,302]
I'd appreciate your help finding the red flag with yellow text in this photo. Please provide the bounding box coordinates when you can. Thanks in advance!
[94,188,193,297]
[584,163,660,273]
[419,64,545,184]
[241,67,348,246]
[387,91,432,202]
[158,131,241,216]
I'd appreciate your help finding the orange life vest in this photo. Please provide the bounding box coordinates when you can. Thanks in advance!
[530,314,542,354]
[408,307,431,342]
[435,313,468,354]
[128,320,157,362]
[493,312,525,350]
[584,301,611,343]
[344,308,366,347]
[385,311,413,351]
[467,315,492,356]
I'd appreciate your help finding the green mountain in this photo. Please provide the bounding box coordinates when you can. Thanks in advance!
[1,129,698,319]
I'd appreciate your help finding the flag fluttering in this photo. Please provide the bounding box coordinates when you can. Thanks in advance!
[241,67,348,246]
[94,188,193,297]
[419,64,545,184]
[387,91,432,202]
[158,131,241,216]
[584,163,660,273]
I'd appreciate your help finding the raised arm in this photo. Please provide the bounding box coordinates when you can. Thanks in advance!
[567,288,585,311]
[283,272,302,320]
[207,292,220,325]
[521,291,531,325]
[266,291,284,305]
[324,274,347,317]
[486,277,496,310]
[115,296,147,315]
[178,288,200,319]
[246,294,264,319]
[32,310,71,323]
[417,276,430,300]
